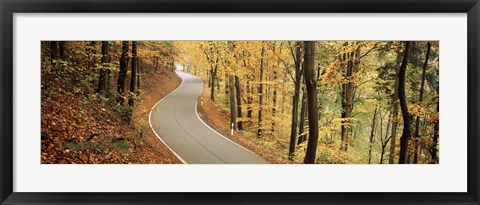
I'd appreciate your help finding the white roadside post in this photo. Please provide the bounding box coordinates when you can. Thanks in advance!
[201,97,204,106]
[231,123,234,136]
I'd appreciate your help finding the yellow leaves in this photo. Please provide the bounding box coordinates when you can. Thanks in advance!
[408,102,431,117]
[427,112,439,124]
[315,142,353,164]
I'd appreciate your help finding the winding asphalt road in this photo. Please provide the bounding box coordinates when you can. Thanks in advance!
[149,70,267,164]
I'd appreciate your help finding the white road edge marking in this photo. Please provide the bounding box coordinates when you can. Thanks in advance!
[148,71,188,164]
[192,74,266,160]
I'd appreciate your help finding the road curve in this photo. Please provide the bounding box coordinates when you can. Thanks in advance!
[149,71,267,164]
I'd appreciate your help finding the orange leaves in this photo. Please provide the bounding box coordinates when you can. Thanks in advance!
[408,102,433,117]
[41,63,182,164]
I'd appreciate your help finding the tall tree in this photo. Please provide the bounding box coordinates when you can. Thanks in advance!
[340,42,361,151]
[128,41,138,106]
[431,102,439,163]
[303,41,319,164]
[388,48,404,164]
[271,70,278,132]
[117,41,129,104]
[368,106,379,164]
[137,58,141,91]
[380,112,392,164]
[228,42,237,131]
[398,41,412,164]
[257,45,266,137]
[298,85,307,145]
[235,75,243,130]
[289,41,303,158]
[413,41,431,164]
[59,42,66,59]
[97,41,109,94]
[50,41,60,66]
[203,43,219,101]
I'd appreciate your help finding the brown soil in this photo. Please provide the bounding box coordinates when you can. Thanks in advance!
[196,80,291,164]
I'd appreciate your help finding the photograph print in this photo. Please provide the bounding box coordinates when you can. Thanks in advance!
[41,41,439,164]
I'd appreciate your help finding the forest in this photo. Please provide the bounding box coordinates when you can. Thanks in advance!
[41,40,439,164]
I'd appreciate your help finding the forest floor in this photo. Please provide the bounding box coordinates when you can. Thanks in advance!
[41,67,181,164]
[196,82,292,164]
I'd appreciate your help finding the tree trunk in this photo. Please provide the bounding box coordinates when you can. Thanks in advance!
[257,46,265,137]
[413,42,431,164]
[298,85,307,145]
[59,42,66,59]
[368,106,378,164]
[272,71,278,132]
[289,41,302,158]
[137,58,141,91]
[207,70,211,87]
[128,41,138,106]
[302,41,319,164]
[229,75,236,130]
[398,41,412,164]
[431,102,439,163]
[388,49,404,164]
[117,41,129,104]
[380,113,391,164]
[210,65,218,101]
[50,41,59,66]
[388,106,399,160]
[247,79,253,118]
[235,75,243,130]
[97,41,109,94]
[340,42,361,152]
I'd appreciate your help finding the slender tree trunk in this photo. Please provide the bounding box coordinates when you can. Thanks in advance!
[431,102,439,163]
[137,58,141,91]
[380,113,392,164]
[257,46,265,137]
[388,50,404,164]
[235,75,243,130]
[210,69,215,99]
[340,43,361,152]
[210,64,218,101]
[128,41,138,106]
[298,85,307,145]
[272,71,278,132]
[117,41,129,104]
[368,106,378,164]
[289,41,302,158]
[388,105,400,164]
[227,42,236,130]
[97,41,109,94]
[398,41,412,164]
[207,70,211,87]
[229,75,236,130]
[413,42,431,164]
[247,79,253,118]
[225,75,229,95]
[59,42,66,59]
[50,41,59,66]
[303,41,319,164]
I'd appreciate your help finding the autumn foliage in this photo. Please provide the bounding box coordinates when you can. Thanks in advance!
[41,41,179,164]
[176,41,439,164]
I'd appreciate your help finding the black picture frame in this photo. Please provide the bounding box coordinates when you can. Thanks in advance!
[1,0,479,204]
